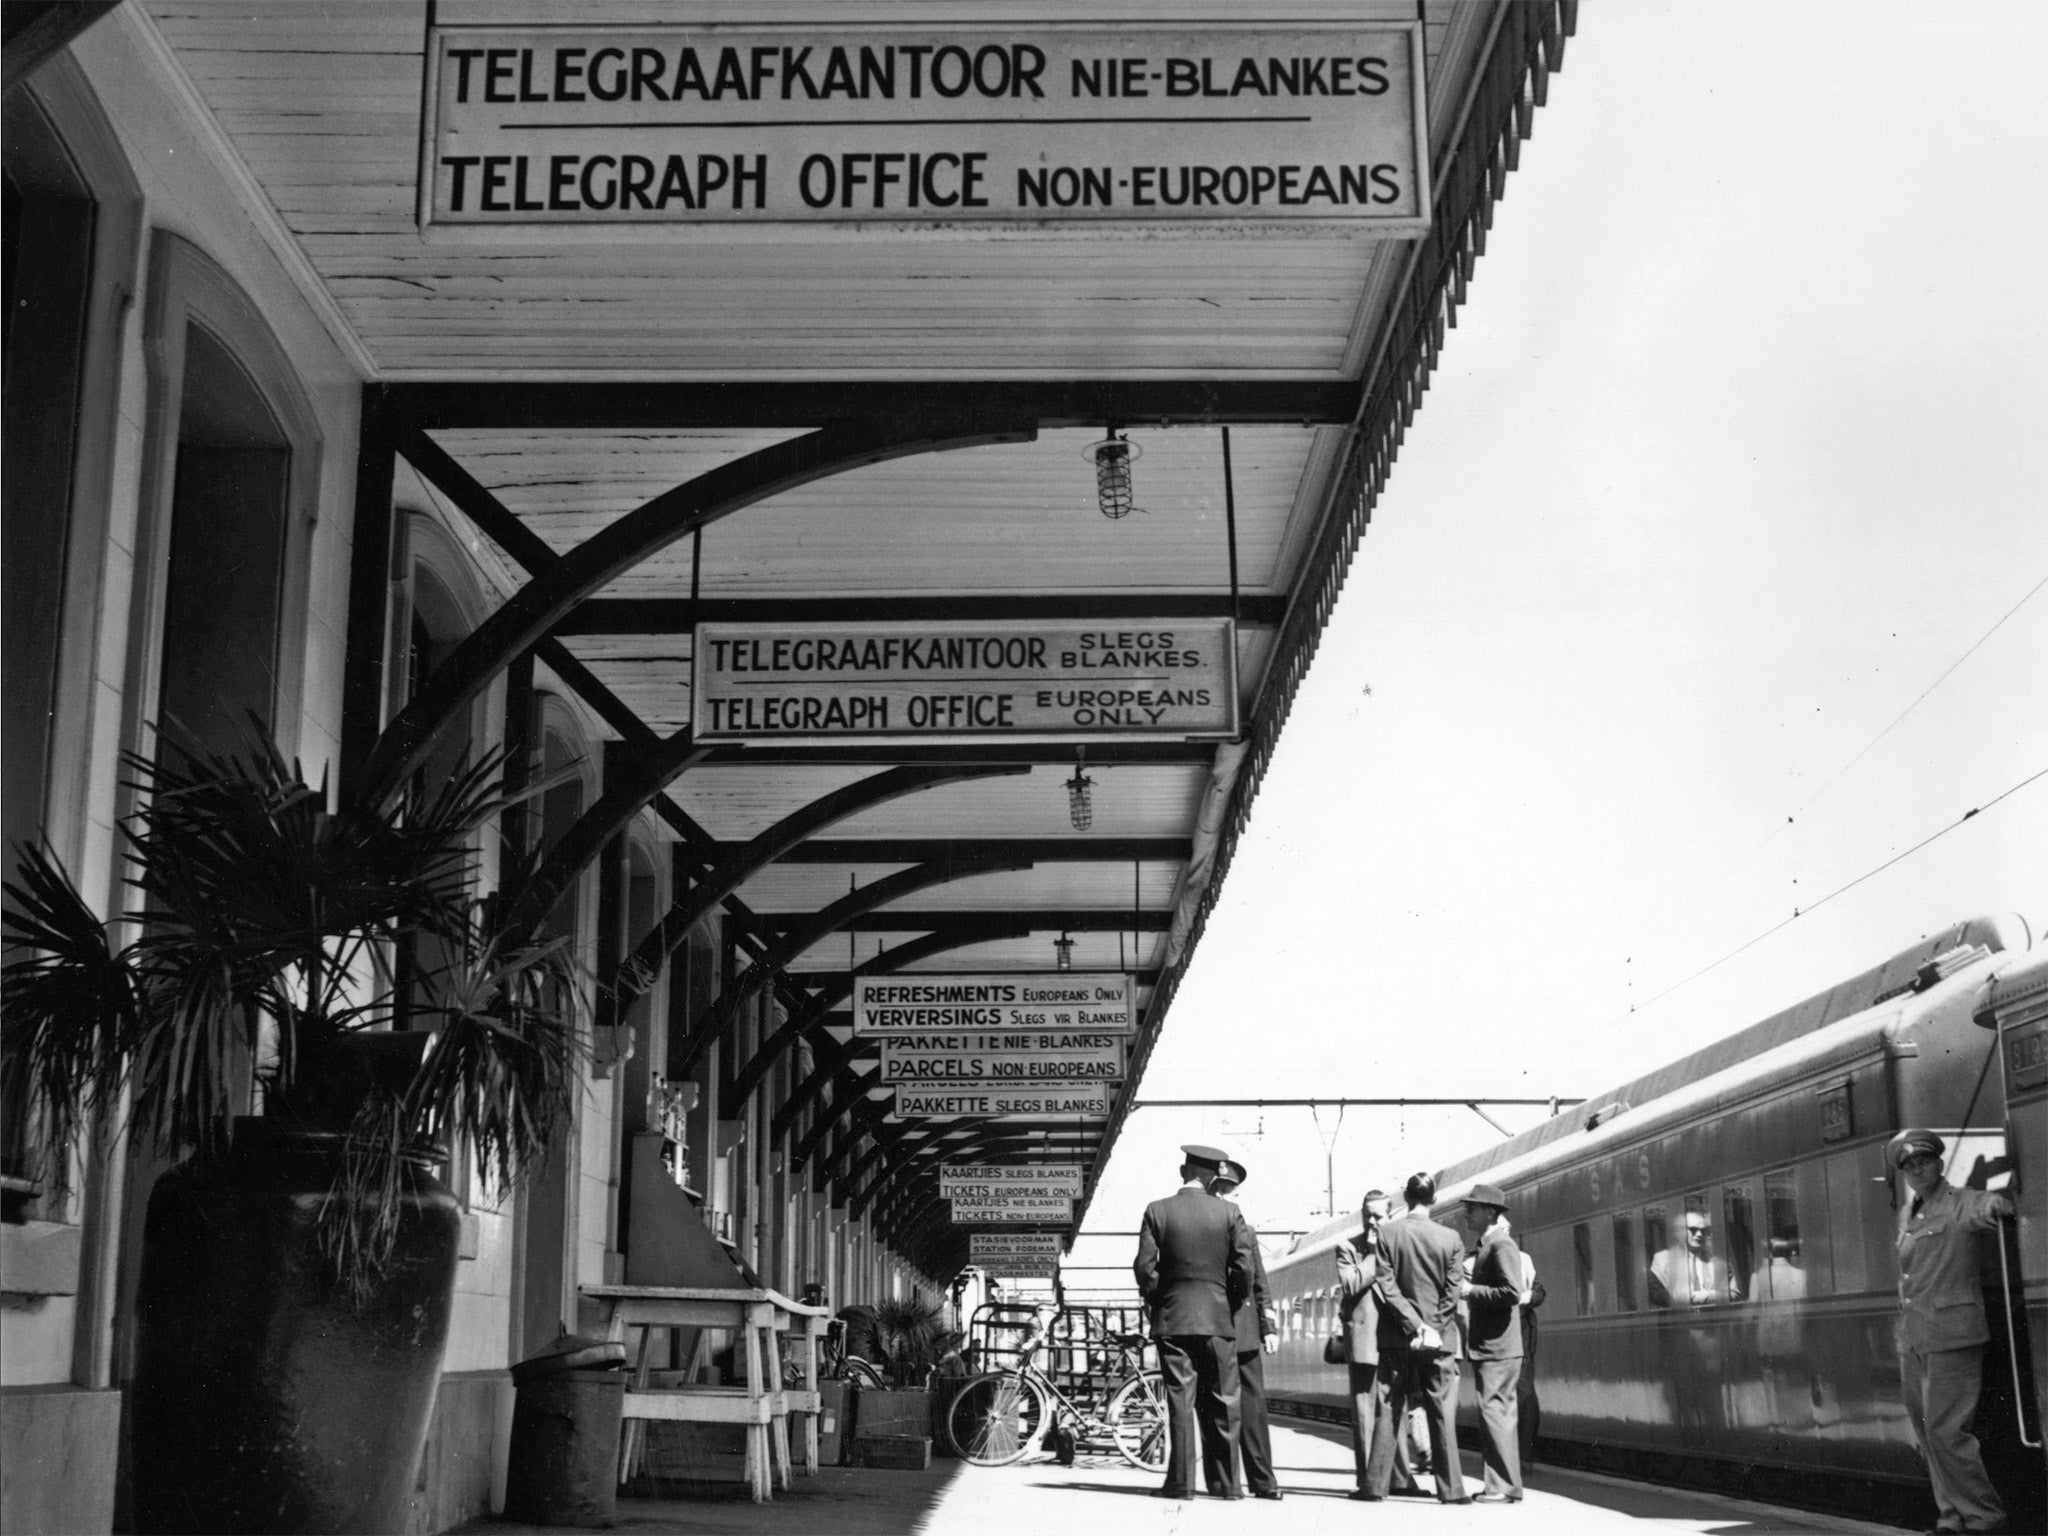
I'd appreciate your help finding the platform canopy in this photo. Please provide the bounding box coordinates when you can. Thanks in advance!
[136,0,1571,1278]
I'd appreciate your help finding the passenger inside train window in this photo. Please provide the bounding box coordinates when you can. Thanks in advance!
[1572,1222,1596,1315]
[1642,1206,1671,1306]
[1764,1172,1806,1301]
[1722,1185,1757,1302]
[1612,1213,1638,1311]
[1651,1196,1730,1307]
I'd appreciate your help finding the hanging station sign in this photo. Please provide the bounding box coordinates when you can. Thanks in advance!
[940,1165,1084,1198]
[886,1084,1112,1121]
[690,621,1235,745]
[878,1037,1123,1085]
[949,1194,1075,1225]
[417,23,1428,236]
[853,975,1134,1036]
[970,1232,1064,1276]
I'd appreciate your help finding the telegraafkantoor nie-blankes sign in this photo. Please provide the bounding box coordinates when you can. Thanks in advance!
[419,23,1427,234]
[692,622,1235,745]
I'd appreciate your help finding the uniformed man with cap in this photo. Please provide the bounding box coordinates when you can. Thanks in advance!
[1208,1156,1283,1500]
[1133,1144,1258,1499]
[1889,1127,2015,1535]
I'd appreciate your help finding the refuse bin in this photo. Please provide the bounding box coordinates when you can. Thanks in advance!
[503,1336,627,1527]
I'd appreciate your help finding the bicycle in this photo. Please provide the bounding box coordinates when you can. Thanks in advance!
[820,1318,888,1388]
[945,1311,1168,1471]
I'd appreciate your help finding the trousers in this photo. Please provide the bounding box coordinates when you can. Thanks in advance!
[1232,1348,1277,1495]
[1900,1342,2005,1531]
[1344,1360,1388,1491]
[1473,1356,1523,1497]
[1157,1335,1240,1496]
[1371,1347,1466,1502]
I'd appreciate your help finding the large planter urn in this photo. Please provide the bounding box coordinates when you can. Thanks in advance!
[130,1119,462,1535]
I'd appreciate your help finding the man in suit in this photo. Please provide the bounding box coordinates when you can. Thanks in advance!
[1133,1143,1257,1500]
[1457,1183,1526,1503]
[1334,1188,1425,1500]
[1208,1157,1282,1500]
[1649,1207,1729,1307]
[1372,1171,1469,1503]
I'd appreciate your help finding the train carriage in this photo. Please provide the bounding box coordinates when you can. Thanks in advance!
[1264,916,2046,1525]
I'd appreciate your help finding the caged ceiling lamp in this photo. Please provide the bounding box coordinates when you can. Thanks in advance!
[1084,428,1140,519]
[1054,933,1075,972]
[1065,759,1094,831]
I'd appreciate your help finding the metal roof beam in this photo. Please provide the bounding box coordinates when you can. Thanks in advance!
[557,593,1286,635]
[734,837,1190,865]
[759,909,1169,933]
[387,379,1356,432]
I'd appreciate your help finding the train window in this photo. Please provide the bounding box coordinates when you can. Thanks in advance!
[1611,1213,1638,1311]
[1763,1170,1807,1301]
[1722,1183,1757,1302]
[1571,1222,1596,1315]
[1823,1149,1871,1295]
[1642,1205,1671,1306]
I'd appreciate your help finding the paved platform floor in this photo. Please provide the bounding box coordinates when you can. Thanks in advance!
[458,1418,1908,1536]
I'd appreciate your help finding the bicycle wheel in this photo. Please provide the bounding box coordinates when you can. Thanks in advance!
[1107,1371,1169,1472]
[947,1372,1049,1467]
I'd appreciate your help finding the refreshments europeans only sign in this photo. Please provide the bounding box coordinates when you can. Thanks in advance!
[853,975,1134,1036]
[418,23,1427,235]
[692,622,1235,745]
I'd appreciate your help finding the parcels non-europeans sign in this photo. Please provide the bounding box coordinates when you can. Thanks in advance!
[940,1166,1084,1198]
[887,1084,1111,1120]
[853,975,1133,1036]
[691,622,1235,745]
[879,1039,1122,1084]
[419,24,1427,234]
[949,1195,1075,1225]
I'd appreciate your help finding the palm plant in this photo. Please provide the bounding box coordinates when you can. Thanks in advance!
[871,1290,966,1389]
[1,731,583,1294]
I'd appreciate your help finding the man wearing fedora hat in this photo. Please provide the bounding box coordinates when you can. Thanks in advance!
[1209,1156,1283,1500]
[1457,1183,1527,1503]
[1889,1128,2015,1534]
[1134,1144,1258,1499]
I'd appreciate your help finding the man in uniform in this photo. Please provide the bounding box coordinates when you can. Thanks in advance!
[1457,1183,1526,1503]
[1134,1144,1257,1500]
[1334,1188,1424,1500]
[1890,1128,2015,1535]
[1373,1172,1470,1504]
[1208,1157,1283,1500]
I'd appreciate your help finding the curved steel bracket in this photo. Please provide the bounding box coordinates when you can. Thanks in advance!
[355,413,1036,801]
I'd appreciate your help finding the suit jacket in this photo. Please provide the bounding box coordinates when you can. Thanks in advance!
[1335,1241,1423,1365]
[1377,1209,1466,1354]
[1134,1185,1256,1337]
[1463,1230,1524,1361]
[1896,1179,2008,1351]
[1227,1212,1278,1353]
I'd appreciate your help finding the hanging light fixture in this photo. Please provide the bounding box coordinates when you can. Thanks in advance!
[1065,758,1093,831]
[1084,428,1140,519]
[1054,932,1075,972]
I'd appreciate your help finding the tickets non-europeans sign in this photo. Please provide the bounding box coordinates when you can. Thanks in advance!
[418,24,1427,235]
[948,1195,1075,1225]
[940,1166,1084,1198]
[879,1037,1122,1085]
[692,622,1234,745]
[887,1084,1111,1121]
[853,975,1133,1036]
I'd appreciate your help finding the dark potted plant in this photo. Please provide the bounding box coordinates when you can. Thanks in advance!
[848,1291,966,1457]
[1,734,582,1534]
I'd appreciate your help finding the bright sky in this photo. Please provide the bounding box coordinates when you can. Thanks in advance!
[1065,0,2048,1285]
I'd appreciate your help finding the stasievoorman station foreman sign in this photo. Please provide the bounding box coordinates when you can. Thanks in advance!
[419,22,1427,235]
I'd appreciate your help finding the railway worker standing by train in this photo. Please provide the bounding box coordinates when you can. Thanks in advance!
[1208,1157,1284,1500]
[1457,1184,1527,1503]
[1374,1172,1472,1504]
[1133,1144,1258,1501]
[1890,1128,2016,1535]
